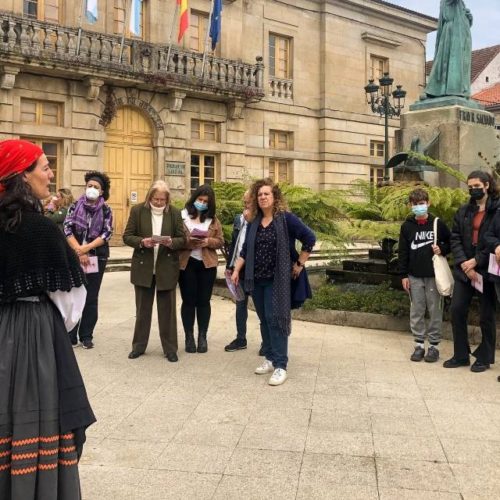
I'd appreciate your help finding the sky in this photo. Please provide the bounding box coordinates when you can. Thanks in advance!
[388,0,499,57]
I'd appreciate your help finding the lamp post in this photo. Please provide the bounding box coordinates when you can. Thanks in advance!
[364,73,407,182]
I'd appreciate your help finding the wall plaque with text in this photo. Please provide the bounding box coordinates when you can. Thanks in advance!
[166,162,185,176]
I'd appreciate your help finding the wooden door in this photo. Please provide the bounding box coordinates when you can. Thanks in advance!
[104,106,153,242]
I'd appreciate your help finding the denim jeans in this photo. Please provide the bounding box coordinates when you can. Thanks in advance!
[235,293,249,340]
[252,279,288,369]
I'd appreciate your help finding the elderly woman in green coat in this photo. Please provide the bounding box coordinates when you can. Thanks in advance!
[123,180,186,362]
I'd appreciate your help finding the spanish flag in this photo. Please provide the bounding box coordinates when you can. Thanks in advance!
[177,0,189,42]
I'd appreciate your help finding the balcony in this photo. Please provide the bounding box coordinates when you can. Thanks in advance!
[0,12,265,103]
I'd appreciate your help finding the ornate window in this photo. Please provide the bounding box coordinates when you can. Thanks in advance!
[191,120,219,141]
[269,159,291,183]
[370,55,389,81]
[269,130,293,150]
[190,153,218,191]
[20,99,63,126]
[114,0,144,38]
[269,34,292,78]
[23,0,60,23]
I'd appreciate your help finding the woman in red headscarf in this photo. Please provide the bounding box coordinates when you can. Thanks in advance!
[0,139,95,499]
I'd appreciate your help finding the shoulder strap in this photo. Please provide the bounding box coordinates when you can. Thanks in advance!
[433,216,438,246]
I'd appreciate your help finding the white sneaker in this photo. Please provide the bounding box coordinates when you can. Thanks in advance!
[255,359,274,375]
[268,368,287,386]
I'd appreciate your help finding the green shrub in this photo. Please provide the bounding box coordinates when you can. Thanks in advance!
[304,282,410,317]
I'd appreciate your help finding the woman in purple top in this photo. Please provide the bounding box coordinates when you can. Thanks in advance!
[64,171,113,349]
[231,178,316,386]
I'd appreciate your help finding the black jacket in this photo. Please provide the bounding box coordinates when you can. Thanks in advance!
[398,213,451,278]
[450,196,500,283]
[483,208,500,282]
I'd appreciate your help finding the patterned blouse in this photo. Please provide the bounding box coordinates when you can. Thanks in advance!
[254,221,277,280]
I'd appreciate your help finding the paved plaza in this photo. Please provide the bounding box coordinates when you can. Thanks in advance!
[77,271,500,499]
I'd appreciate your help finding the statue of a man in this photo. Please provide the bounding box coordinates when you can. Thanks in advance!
[425,0,473,99]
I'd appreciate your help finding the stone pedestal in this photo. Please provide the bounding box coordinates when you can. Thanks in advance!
[396,104,498,187]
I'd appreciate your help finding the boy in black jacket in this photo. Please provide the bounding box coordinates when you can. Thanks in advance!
[398,189,451,362]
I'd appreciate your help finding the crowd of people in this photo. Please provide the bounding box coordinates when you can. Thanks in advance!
[1,137,500,498]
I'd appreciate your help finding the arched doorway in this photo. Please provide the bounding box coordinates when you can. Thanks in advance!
[104,106,154,242]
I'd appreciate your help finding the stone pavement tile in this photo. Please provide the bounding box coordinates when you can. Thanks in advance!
[247,407,311,428]
[366,381,422,399]
[79,437,167,468]
[139,470,221,500]
[429,410,500,440]
[212,474,298,500]
[482,402,500,426]
[296,482,378,500]
[371,414,437,437]
[418,384,480,403]
[379,489,462,500]
[323,326,362,344]
[440,437,500,464]
[321,343,365,361]
[313,394,371,414]
[238,423,308,452]
[373,435,446,462]
[368,396,430,416]
[80,465,144,500]
[424,399,485,417]
[314,376,367,397]
[317,362,366,382]
[300,453,376,486]
[224,448,302,478]
[255,387,314,409]
[191,401,254,426]
[376,458,459,492]
[309,409,371,433]
[305,429,374,457]
[450,463,500,498]
[154,443,233,474]
[173,420,245,448]
[364,359,416,384]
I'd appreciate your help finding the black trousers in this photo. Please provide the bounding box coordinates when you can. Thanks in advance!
[450,277,496,364]
[69,258,107,343]
[178,257,217,334]
[132,276,178,355]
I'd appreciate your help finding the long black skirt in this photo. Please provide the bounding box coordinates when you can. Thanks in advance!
[0,296,96,500]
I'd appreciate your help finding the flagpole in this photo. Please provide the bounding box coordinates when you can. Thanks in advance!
[200,0,215,79]
[166,2,180,69]
[75,0,85,55]
[119,0,132,63]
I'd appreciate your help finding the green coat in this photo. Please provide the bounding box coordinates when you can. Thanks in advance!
[123,203,186,291]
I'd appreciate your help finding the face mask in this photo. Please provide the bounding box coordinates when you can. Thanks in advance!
[150,203,166,215]
[469,187,485,201]
[194,201,208,212]
[86,186,100,201]
[411,204,428,217]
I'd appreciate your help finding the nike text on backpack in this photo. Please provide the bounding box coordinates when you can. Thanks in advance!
[432,217,454,296]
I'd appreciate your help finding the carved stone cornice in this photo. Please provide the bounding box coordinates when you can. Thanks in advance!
[167,91,186,112]
[84,77,104,101]
[0,65,20,90]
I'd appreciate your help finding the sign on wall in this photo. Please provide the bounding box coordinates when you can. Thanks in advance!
[166,161,185,176]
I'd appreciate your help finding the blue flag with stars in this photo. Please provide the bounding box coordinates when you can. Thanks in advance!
[209,0,223,51]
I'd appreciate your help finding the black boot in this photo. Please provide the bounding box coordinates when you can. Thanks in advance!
[197,331,208,353]
[185,331,196,353]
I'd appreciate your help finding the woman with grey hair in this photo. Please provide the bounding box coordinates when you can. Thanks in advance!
[123,180,186,362]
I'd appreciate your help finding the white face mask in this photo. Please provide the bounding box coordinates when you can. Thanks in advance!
[86,187,100,201]
[150,203,166,215]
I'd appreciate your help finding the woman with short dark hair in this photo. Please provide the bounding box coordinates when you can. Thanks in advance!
[64,170,113,349]
[0,139,95,498]
[178,185,224,353]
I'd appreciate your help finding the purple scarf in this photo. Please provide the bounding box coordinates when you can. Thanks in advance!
[69,195,105,240]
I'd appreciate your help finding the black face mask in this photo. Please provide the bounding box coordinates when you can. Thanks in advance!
[469,187,486,200]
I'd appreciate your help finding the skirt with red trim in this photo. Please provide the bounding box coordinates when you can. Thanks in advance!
[0,296,96,499]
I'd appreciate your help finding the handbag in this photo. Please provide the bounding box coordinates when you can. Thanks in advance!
[432,217,454,296]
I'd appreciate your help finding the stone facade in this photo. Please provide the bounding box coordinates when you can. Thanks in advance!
[0,0,436,233]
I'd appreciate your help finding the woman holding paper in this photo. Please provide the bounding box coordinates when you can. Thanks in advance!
[0,139,95,498]
[179,184,224,353]
[444,171,499,373]
[64,170,113,349]
[123,180,186,362]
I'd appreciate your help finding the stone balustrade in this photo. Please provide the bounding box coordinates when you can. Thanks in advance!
[0,12,264,100]
[269,77,293,100]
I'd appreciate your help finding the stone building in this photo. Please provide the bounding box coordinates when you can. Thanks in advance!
[0,0,436,238]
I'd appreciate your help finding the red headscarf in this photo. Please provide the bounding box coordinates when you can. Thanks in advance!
[0,139,44,193]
